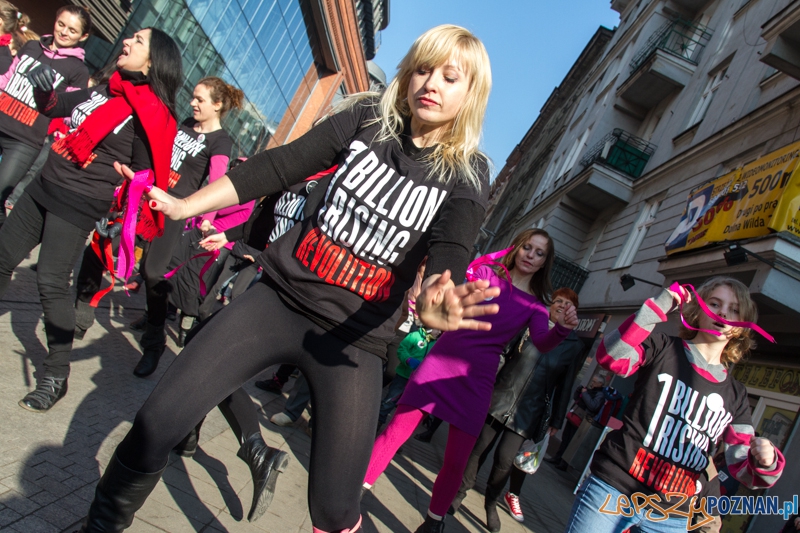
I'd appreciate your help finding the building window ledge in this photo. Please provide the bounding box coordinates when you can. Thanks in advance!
[672,121,701,146]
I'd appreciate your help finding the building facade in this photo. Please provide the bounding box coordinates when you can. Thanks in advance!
[484,2,800,531]
[24,0,388,156]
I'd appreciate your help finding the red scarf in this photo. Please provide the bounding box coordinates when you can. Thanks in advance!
[60,71,176,239]
[0,34,11,47]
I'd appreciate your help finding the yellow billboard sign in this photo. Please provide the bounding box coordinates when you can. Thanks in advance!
[665,141,800,254]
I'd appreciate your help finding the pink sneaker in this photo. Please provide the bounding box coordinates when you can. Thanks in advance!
[504,492,524,522]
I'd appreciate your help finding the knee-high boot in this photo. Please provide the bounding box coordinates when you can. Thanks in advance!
[237,432,290,522]
[79,453,166,532]
[134,323,165,377]
[313,515,363,532]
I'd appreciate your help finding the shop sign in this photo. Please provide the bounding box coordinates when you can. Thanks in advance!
[665,141,800,254]
[732,362,800,398]
[573,313,608,339]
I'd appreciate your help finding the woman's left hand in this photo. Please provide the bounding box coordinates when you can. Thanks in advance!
[547,426,559,437]
[557,301,579,330]
[199,233,228,251]
[415,270,500,332]
[750,436,776,467]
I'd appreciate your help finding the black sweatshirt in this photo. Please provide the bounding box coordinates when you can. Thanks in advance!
[28,72,153,231]
[0,36,88,148]
[227,98,489,356]
[168,118,233,199]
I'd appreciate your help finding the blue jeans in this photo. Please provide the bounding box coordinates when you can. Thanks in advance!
[378,375,408,426]
[564,475,690,533]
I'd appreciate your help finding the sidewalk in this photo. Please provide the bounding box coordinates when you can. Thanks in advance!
[0,248,578,532]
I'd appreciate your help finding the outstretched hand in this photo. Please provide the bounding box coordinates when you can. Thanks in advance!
[415,270,500,332]
[199,232,228,251]
[113,162,188,221]
[666,283,690,307]
[558,301,579,330]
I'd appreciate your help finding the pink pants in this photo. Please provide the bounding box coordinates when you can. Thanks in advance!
[364,404,478,516]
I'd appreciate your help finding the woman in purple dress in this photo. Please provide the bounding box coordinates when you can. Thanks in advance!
[363,228,578,533]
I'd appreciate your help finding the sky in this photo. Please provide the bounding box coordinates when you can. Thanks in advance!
[372,1,621,178]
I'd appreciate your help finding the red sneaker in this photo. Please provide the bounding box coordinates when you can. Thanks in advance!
[504,492,524,522]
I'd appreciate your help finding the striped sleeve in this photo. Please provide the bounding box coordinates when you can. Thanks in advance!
[596,289,675,377]
[723,397,785,489]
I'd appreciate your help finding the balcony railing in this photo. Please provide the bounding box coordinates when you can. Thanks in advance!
[629,18,712,73]
[580,129,656,179]
[551,254,590,294]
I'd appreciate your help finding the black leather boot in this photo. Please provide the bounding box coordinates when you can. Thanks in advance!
[134,323,165,377]
[74,299,95,340]
[414,514,445,533]
[79,453,165,532]
[237,432,289,522]
[173,418,205,458]
[18,375,68,412]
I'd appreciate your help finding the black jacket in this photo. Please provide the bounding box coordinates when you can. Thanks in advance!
[489,330,585,440]
[575,385,605,415]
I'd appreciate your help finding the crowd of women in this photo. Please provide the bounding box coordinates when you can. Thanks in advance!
[0,4,787,532]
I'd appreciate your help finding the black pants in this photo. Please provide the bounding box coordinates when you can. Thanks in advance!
[114,278,383,531]
[553,420,578,461]
[460,417,528,502]
[140,217,184,327]
[0,133,41,226]
[0,192,90,377]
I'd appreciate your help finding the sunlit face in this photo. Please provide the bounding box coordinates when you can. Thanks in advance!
[514,235,549,277]
[117,29,152,75]
[549,295,575,323]
[697,285,742,341]
[407,57,470,135]
[191,84,221,122]
[52,11,88,49]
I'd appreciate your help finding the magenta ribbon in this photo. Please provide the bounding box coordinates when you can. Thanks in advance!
[117,169,154,286]
[164,249,221,297]
[465,245,514,283]
[669,281,775,343]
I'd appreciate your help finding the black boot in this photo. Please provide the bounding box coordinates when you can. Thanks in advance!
[485,501,501,532]
[129,312,148,331]
[74,299,95,341]
[134,323,165,377]
[79,453,165,532]
[237,432,289,522]
[414,514,445,533]
[18,375,68,412]
[176,314,196,348]
[173,418,205,458]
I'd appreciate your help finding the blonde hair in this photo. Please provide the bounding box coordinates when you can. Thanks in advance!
[678,276,758,367]
[334,24,492,189]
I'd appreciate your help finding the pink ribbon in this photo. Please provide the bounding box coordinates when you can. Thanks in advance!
[465,245,514,283]
[117,170,154,285]
[669,281,775,343]
[164,249,221,298]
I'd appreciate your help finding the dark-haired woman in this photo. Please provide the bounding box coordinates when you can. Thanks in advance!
[364,228,578,532]
[0,5,91,226]
[132,76,243,376]
[0,27,182,413]
[76,24,502,533]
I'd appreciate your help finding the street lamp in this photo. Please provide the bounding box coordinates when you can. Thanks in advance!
[723,243,775,268]
[620,274,662,291]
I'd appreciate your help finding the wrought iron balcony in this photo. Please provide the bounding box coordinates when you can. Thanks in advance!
[629,18,712,73]
[579,129,656,180]
[551,254,589,294]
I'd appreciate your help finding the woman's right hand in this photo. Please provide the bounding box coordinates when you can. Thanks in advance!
[416,271,500,332]
[113,162,189,220]
[666,284,690,307]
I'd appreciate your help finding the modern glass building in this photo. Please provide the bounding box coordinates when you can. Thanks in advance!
[63,0,388,157]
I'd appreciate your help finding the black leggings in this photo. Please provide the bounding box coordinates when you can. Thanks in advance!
[0,191,90,377]
[0,133,41,226]
[460,417,528,502]
[140,217,184,327]
[115,278,383,531]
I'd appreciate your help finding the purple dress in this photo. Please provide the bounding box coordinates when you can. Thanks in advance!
[399,265,571,437]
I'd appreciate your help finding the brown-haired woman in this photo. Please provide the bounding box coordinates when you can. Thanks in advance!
[0,1,25,72]
[564,276,784,533]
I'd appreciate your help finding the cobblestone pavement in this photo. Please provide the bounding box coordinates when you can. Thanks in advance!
[0,247,578,532]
